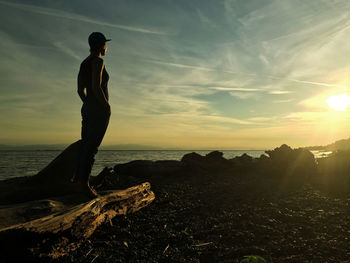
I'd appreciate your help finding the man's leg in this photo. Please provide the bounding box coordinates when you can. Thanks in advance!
[75,106,110,191]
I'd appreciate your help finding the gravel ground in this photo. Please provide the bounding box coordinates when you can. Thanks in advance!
[58,171,350,263]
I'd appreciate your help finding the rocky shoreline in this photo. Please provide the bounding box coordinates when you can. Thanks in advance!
[64,178,350,262]
[61,145,350,262]
[1,143,350,262]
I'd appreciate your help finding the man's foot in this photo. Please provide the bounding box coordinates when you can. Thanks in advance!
[74,181,98,198]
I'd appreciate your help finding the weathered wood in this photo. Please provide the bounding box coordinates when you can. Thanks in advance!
[0,182,155,259]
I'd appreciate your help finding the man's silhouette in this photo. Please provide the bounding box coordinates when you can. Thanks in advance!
[72,32,111,198]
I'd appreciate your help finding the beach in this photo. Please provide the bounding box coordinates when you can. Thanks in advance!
[1,144,349,262]
[59,163,350,263]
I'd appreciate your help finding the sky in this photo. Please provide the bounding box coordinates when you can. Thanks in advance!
[1,0,350,150]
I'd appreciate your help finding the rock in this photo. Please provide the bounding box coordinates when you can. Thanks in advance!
[114,151,235,181]
[115,160,185,178]
[115,160,154,177]
[181,151,231,172]
[261,144,317,179]
[259,154,269,161]
[228,153,255,172]
[181,152,205,164]
[316,150,350,195]
[230,153,254,164]
[153,160,186,175]
[205,151,224,160]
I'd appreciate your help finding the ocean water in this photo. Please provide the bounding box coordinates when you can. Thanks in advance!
[0,150,265,181]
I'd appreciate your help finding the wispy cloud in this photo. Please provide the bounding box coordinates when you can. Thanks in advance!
[229,92,257,100]
[0,0,166,35]
[144,59,217,72]
[273,99,294,104]
[284,78,348,89]
[210,87,260,92]
[145,59,348,91]
[52,41,81,61]
[268,90,292,95]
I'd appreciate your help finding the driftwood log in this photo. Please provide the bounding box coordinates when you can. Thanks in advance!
[0,141,155,261]
[0,183,154,260]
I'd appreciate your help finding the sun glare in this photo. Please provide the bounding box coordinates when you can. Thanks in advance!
[325,94,350,111]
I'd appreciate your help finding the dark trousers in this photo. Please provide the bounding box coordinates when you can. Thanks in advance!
[75,103,110,183]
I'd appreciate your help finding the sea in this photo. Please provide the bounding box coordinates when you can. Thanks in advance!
[0,150,266,181]
[0,149,331,181]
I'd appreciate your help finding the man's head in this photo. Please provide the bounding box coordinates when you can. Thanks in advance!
[88,32,111,55]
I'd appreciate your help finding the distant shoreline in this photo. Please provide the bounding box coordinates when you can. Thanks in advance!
[0,149,267,151]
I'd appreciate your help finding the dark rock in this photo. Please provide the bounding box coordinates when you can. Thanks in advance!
[181,152,205,163]
[114,160,154,176]
[205,151,224,160]
[259,154,269,161]
[114,160,185,178]
[260,144,317,180]
[154,160,186,174]
[180,151,232,172]
[316,150,350,195]
[228,153,256,172]
[230,153,253,164]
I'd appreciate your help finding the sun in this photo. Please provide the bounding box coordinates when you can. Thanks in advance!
[325,94,350,111]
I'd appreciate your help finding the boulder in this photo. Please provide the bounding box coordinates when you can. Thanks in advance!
[261,144,317,179]
[181,152,205,164]
[115,160,185,178]
[205,150,224,160]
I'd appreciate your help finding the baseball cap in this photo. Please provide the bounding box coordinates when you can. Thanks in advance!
[88,32,111,49]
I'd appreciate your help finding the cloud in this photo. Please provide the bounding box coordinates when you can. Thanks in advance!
[247,116,275,122]
[51,41,81,61]
[273,99,293,104]
[229,92,257,100]
[145,59,218,72]
[195,8,217,28]
[268,90,292,95]
[144,59,259,77]
[210,87,260,92]
[284,78,348,89]
[0,0,166,35]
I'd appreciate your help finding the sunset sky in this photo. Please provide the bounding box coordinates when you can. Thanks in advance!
[1,0,350,149]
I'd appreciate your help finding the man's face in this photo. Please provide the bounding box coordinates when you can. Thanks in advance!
[101,43,107,56]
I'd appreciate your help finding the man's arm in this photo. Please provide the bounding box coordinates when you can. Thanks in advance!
[91,58,110,113]
[77,71,87,103]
